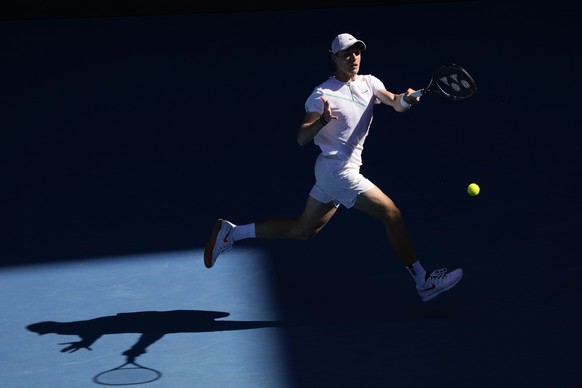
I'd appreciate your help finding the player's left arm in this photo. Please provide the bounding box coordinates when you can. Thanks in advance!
[297,97,337,146]
[375,88,420,112]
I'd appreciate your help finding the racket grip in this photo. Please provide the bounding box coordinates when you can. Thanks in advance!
[410,89,424,98]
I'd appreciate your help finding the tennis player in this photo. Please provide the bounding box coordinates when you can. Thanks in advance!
[204,33,462,302]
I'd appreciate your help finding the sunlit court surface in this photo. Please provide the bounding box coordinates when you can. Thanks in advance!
[2,218,580,387]
[2,0,581,387]
[1,249,290,387]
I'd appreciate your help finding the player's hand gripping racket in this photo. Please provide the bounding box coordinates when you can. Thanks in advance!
[410,64,476,100]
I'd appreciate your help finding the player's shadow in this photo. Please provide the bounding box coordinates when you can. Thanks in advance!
[27,310,282,363]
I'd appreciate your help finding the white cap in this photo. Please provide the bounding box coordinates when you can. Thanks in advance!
[330,33,367,54]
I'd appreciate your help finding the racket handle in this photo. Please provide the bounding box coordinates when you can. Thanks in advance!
[410,89,424,98]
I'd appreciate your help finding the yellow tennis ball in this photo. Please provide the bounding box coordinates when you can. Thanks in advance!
[467,183,480,196]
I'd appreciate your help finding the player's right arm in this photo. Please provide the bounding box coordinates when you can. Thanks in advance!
[376,88,419,112]
[297,97,336,146]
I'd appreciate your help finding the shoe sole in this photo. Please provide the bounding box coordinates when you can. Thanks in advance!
[203,219,223,268]
[422,269,463,302]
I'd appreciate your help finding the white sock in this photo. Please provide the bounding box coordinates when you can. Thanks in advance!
[231,223,256,242]
[406,260,427,286]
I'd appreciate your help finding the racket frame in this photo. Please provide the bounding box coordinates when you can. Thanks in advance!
[410,63,476,100]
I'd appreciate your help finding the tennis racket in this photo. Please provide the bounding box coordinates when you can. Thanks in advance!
[410,64,476,100]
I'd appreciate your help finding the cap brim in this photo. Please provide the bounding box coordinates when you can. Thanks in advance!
[353,41,366,51]
[332,40,367,54]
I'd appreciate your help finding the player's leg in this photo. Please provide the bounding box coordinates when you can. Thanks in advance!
[204,196,337,268]
[354,186,462,301]
[354,186,417,266]
[255,196,338,239]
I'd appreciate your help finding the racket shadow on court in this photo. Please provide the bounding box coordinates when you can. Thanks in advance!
[27,310,283,385]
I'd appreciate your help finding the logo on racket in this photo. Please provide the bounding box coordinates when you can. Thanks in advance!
[439,74,472,93]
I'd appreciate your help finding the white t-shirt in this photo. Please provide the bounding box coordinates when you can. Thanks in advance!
[305,74,386,166]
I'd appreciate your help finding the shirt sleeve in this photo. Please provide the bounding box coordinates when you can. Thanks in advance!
[369,75,386,95]
[304,87,325,114]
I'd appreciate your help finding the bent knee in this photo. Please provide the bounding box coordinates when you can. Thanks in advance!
[294,226,322,240]
[299,228,320,240]
[384,204,404,223]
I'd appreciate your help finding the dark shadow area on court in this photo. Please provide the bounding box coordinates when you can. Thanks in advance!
[27,310,283,384]
[27,310,281,356]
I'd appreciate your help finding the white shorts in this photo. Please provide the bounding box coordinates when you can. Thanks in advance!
[309,154,376,209]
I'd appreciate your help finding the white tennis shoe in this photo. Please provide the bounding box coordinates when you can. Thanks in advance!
[417,268,463,302]
[204,218,235,268]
